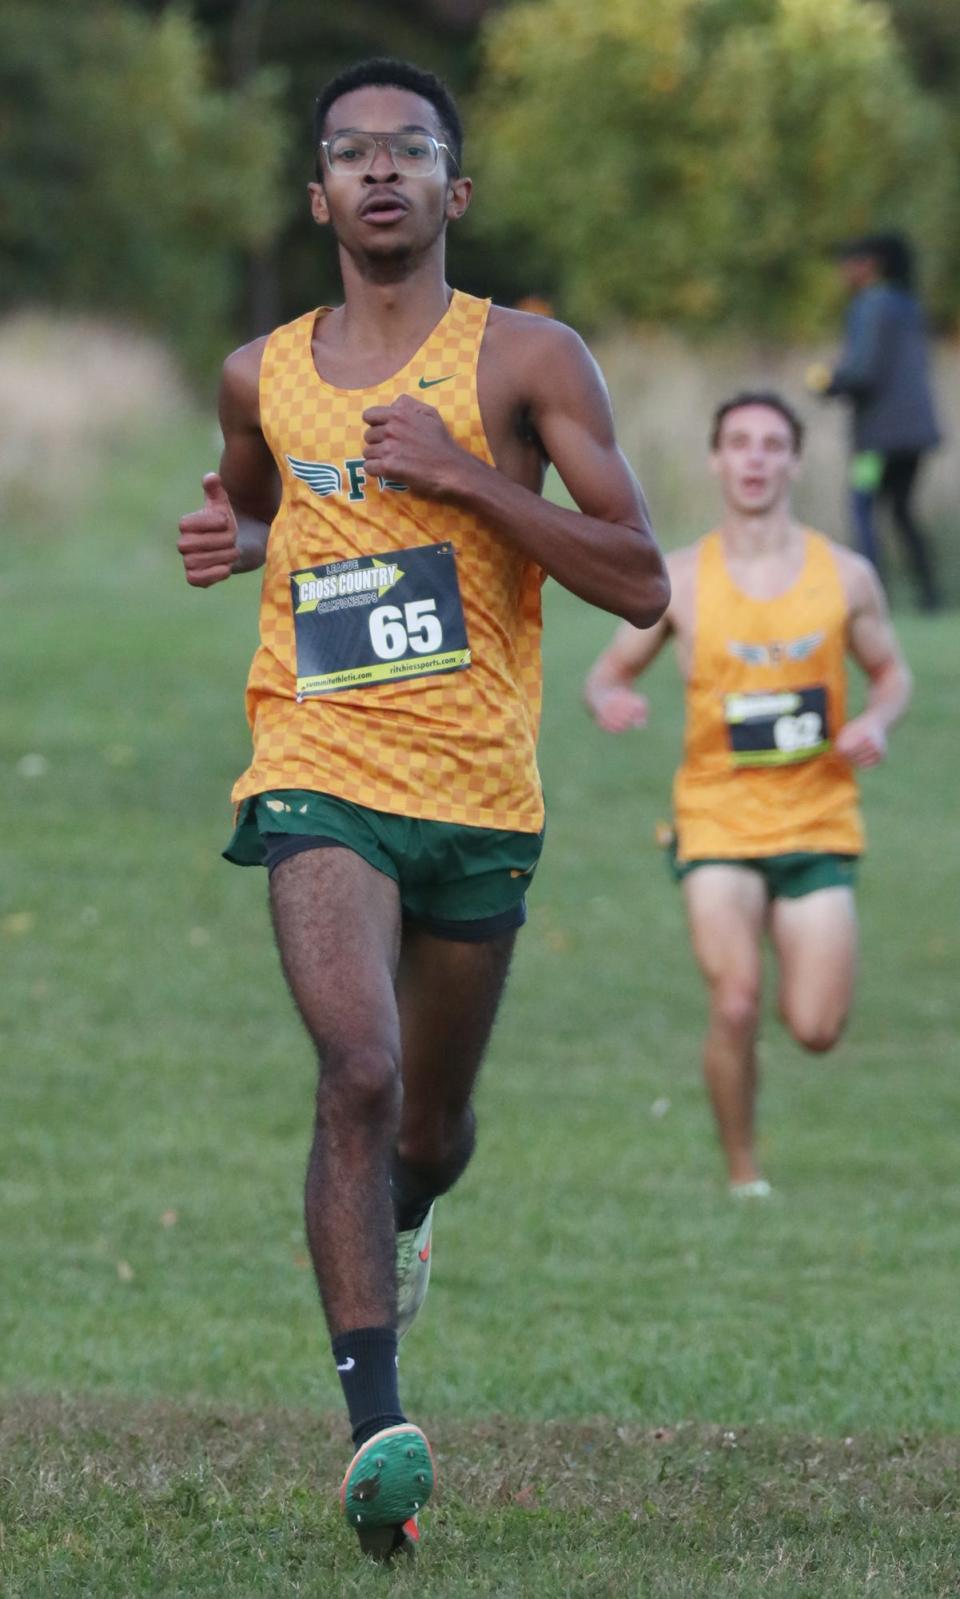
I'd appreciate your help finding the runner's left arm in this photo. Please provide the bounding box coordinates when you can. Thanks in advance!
[837,554,912,767]
[362,321,669,629]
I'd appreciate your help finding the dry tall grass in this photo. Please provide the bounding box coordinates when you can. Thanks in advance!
[2,311,957,597]
[0,312,189,528]
[596,327,960,588]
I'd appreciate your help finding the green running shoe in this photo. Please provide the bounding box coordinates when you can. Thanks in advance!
[396,1203,434,1339]
[340,1423,435,1559]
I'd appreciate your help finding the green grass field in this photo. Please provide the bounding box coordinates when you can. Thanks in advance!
[1,421,958,1595]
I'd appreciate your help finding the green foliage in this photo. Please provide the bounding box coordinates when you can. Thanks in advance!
[0,3,288,374]
[5,1,960,345]
[472,0,957,333]
[884,0,960,322]
[885,0,960,91]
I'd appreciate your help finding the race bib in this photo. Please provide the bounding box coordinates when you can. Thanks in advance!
[290,542,470,699]
[724,686,830,767]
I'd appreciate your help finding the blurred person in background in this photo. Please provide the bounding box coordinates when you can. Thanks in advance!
[807,231,943,612]
[584,393,911,1197]
[177,55,667,1562]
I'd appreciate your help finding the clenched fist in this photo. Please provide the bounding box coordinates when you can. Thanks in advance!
[590,686,650,734]
[362,393,472,500]
[835,713,887,768]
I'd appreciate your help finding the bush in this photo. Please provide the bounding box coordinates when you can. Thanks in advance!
[0,2,289,377]
[472,0,956,334]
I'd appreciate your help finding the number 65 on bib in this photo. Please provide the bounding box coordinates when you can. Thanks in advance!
[291,542,471,699]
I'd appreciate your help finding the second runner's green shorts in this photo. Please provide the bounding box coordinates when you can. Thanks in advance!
[668,842,858,900]
[224,790,544,941]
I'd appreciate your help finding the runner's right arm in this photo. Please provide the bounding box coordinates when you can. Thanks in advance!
[583,547,692,731]
[177,340,280,587]
[583,613,671,733]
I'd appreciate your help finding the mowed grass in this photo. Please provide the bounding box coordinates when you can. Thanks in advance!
[1,422,958,1595]
[3,1399,958,1598]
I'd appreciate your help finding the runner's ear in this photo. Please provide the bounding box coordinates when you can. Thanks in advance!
[309,181,331,228]
[445,176,472,224]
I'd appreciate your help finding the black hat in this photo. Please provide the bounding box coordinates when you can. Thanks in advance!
[831,231,913,287]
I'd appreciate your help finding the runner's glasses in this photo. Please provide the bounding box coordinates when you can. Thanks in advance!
[320,131,457,177]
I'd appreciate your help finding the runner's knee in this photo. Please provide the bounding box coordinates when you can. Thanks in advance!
[710,979,761,1036]
[316,1040,402,1123]
[782,1004,846,1054]
[397,1103,476,1176]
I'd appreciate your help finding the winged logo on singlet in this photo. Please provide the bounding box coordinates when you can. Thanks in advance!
[286,457,342,497]
[727,630,824,667]
[285,454,407,501]
[785,630,825,661]
[727,641,769,666]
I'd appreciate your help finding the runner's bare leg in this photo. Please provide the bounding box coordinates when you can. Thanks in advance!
[269,847,403,1335]
[393,926,517,1211]
[771,887,858,1053]
[684,866,768,1186]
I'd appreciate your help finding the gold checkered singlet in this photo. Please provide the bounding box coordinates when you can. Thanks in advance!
[231,290,545,831]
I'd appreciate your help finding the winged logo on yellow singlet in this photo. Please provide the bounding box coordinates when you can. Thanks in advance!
[286,457,342,497]
[727,630,824,667]
[784,631,825,661]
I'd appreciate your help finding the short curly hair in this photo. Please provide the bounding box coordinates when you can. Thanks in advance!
[313,58,463,181]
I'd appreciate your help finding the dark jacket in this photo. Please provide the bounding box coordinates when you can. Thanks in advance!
[828,284,940,454]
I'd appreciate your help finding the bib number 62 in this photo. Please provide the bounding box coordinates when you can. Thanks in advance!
[773,710,823,754]
[369,598,443,660]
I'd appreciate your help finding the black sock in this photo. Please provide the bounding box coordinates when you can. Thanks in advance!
[332,1326,406,1448]
[391,1155,436,1233]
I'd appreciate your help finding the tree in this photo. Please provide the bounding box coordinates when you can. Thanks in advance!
[471,0,957,334]
[884,0,960,324]
[0,2,288,374]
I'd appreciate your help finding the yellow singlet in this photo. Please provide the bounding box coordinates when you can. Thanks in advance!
[231,290,545,832]
[673,530,863,861]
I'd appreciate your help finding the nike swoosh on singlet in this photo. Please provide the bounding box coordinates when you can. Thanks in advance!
[418,375,454,389]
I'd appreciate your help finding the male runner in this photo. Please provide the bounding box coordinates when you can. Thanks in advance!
[584,392,910,1197]
[177,58,668,1559]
